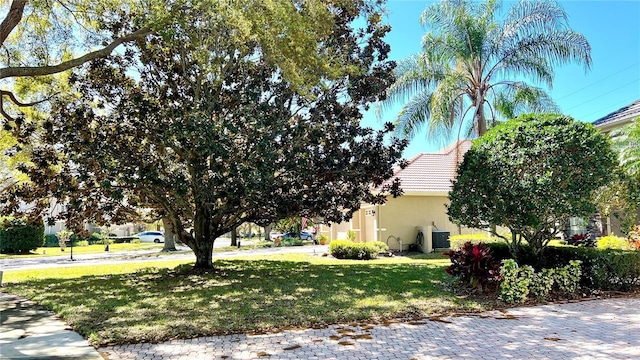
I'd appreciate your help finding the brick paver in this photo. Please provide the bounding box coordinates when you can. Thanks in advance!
[100,298,640,359]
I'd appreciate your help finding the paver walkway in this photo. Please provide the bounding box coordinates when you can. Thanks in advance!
[101,297,640,360]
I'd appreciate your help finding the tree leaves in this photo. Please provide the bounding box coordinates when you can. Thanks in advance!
[4,0,406,269]
[448,113,617,258]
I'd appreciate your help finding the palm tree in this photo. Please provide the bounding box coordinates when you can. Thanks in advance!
[381,0,591,140]
[613,117,640,180]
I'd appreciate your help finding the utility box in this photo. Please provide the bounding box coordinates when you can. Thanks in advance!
[432,230,450,249]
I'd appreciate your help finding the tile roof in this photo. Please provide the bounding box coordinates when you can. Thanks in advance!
[384,139,472,193]
[592,99,640,129]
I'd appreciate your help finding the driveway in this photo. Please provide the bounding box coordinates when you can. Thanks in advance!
[101,297,640,359]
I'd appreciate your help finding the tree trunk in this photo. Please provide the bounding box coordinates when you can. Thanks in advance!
[192,207,215,269]
[230,227,237,247]
[193,240,214,268]
[161,217,177,252]
[264,225,271,241]
[476,103,488,136]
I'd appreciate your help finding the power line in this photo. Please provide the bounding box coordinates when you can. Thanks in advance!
[562,78,640,114]
[556,61,640,101]
[572,94,640,122]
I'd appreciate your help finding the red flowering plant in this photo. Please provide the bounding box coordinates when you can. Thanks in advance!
[567,233,596,247]
[443,241,502,291]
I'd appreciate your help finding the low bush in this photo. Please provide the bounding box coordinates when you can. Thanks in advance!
[449,233,506,250]
[329,240,388,260]
[486,243,640,291]
[443,242,502,289]
[498,260,533,303]
[499,259,582,303]
[597,234,629,250]
[0,217,45,254]
[317,234,329,245]
[88,233,104,245]
[44,234,59,247]
[281,238,303,247]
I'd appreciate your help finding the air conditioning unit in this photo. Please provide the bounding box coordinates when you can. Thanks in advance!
[432,230,450,249]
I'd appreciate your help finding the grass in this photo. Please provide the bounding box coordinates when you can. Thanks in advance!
[0,243,164,259]
[2,252,492,347]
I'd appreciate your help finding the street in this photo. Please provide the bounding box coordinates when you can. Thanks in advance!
[0,240,329,271]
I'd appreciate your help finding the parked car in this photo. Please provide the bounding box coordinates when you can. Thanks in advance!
[282,231,313,240]
[133,231,165,243]
[269,231,282,240]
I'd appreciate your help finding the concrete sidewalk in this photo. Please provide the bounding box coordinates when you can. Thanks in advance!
[0,292,103,360]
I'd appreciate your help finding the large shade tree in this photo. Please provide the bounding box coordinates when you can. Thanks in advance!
[447,114,617,260]
[380,0,591,140]
[3,0,406,269]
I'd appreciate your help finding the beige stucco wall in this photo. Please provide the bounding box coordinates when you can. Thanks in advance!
[376,194,461,251]
[331,193,496,251]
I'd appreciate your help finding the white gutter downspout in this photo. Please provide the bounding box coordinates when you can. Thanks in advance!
[376,204,381,243]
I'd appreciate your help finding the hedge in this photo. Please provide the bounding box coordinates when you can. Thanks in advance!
[449,233,507,250]
[486,243,640,291]
[0,217,45,254]
[329,240,388,260]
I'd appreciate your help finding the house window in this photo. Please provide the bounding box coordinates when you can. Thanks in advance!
[566,217,586,238]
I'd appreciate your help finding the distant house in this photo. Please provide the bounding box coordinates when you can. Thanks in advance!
[320,140,487,251]
[592,99,640,236]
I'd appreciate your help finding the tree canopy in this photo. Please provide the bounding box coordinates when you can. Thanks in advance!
[447,113,617,259]
[3,0,406,268]
[380,0,591,142]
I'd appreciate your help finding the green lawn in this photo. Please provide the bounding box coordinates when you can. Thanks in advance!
[2,253,493,346]
[0,243,164,259]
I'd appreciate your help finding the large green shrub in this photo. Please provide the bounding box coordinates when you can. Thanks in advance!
[0,217,45,254]
[487,243,640,291]
[329,240,388,260]
[448,114,618,261]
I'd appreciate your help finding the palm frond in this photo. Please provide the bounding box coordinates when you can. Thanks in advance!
[393,90,434,140]
[612,117,640,180]
[492,55,554,87]
[488,82,559,120]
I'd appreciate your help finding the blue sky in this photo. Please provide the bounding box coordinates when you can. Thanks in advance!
[364,0,640,157]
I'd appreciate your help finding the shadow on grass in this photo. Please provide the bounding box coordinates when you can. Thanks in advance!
[5,258,490,346]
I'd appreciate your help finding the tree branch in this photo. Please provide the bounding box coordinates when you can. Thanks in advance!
[0,0,26,47]
[0,27,153,80]
[1,89,58,107]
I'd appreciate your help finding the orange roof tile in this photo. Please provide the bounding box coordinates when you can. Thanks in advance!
[385,139,472,193]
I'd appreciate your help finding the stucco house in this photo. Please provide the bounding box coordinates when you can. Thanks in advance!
[592,99,640,236]
[319,139,486,251]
